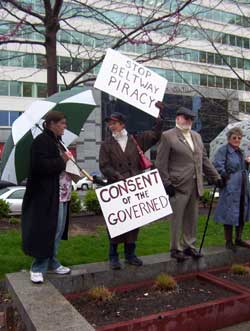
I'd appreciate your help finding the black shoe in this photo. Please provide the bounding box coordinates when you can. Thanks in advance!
[183,247,203,259]
[235,239,250,249]
[125,256,143,266]
[225,241,237,252]
[170,250,190,262]
[110,260,121,270]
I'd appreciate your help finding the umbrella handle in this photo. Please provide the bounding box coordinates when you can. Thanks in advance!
[58,140,93,181]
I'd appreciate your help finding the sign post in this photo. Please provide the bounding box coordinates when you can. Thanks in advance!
[94,48,168,118]
[96,169,172,238]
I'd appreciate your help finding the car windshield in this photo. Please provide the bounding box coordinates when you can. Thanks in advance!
[0,187,10,196]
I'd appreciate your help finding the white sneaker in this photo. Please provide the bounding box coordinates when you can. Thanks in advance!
[51,265,71,275]
[30,271,44,284]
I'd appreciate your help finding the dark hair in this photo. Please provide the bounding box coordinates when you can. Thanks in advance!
[43,111,66,129]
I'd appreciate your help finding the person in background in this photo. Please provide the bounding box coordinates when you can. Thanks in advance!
[156,107,223,262]
[99,102,163,270]
[213,127,250,251]
[22,111,72,284]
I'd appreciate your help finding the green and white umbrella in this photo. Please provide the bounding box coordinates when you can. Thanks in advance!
[1,88,96,184]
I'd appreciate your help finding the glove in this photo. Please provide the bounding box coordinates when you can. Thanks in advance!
[216,178,225,189]
[165,184,175,197]
[92,175,107,186]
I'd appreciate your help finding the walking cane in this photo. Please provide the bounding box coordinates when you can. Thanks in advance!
[199,185,217,254]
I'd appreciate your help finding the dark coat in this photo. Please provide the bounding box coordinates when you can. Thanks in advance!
[21,129,67,258]
[213,144,250,226]
[99,120,163,244]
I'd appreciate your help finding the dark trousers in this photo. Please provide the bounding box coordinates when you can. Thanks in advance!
[109,242,136,262]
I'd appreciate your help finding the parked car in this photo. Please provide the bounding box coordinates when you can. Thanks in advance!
[0,186,26,215]
[76,177,93,190]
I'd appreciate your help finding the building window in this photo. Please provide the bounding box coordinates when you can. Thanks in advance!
[37,83,47,97]
[23,82,34,97]
[10,81,21,96]
[0,111,20,126]
[0,81,8,95]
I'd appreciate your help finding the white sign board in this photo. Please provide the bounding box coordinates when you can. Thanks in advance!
[96,169,172,238]
[94,48,168,118]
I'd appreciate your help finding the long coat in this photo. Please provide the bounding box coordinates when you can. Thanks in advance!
[156,127,220,196]
[21,129,67,258]
[213,144,250,226]
[99,121,163,244]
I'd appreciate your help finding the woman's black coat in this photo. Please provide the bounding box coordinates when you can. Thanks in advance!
[21,129,67,258]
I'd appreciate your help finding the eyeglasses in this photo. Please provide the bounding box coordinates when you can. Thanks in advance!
[183,115,193,121]
[231,136,242,140]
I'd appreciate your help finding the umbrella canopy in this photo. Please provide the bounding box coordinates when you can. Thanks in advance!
[210,120,250,161]
[1,88,96,184]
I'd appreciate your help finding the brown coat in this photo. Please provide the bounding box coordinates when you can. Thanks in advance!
[99,122,162,244]
[156,127,220,197]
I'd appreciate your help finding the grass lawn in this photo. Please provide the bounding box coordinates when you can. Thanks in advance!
[0,216,250,280]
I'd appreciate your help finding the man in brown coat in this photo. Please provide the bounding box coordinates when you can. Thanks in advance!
[99,107,163,269]
[156,107,223,262]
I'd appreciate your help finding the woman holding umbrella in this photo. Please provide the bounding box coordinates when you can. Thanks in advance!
[213,127,250,252]
[22,111,73,284]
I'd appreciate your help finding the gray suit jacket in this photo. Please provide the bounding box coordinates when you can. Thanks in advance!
[156,127,220,197]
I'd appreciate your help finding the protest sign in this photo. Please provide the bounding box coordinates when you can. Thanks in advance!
[94,48,168,118]
[95,169,172,238]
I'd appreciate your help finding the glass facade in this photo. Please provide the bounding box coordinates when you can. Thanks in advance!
[102,92,228,155]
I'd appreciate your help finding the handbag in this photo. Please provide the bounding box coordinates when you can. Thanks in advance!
[131,135,153,170]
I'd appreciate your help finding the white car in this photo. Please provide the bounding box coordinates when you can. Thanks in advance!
[0,186,26,215]
[76,177,93,190]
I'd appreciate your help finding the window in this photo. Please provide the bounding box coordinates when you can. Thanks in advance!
[23,54,35,67]
[207,53,214,64]
[10,81,21,96]
[60,57,71,72]
[238,80,245,91]
[216,76,223,88]
[0,111,20,126]
[215,54,222,65]
[72,58,82,72]
[229,35,236,46]
[199,51,206,63]
[37,83,47,98]
[37,54,47,69]
[231,79,238,90]
[0,81,8,95]
[230,57,237,68]
[8,189,25,199]
[224,78,230,89]
[192,73,200,85]
[208,75,215,87]
[23,82,33,97]
[200,74,207,86]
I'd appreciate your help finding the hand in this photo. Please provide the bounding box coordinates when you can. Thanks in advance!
[155,101,165,118]
[165,184,175,197]
[62,151,73,161]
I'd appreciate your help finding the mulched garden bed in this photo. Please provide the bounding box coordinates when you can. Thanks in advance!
[216,270,250,289]
[68,276,236,328]
[0,284,26,331]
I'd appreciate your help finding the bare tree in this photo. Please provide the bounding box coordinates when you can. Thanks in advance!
[0,0,193,96]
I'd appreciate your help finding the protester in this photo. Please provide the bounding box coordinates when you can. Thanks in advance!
[22,111,72,284]
[99,102,163,270]
[156,107,222,262]
[213,127,250,251]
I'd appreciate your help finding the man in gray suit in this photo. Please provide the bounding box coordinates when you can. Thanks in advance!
[156,107,223,262]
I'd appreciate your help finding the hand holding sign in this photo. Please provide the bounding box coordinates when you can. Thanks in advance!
[94,49,168,118]
[96,169,172,238]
